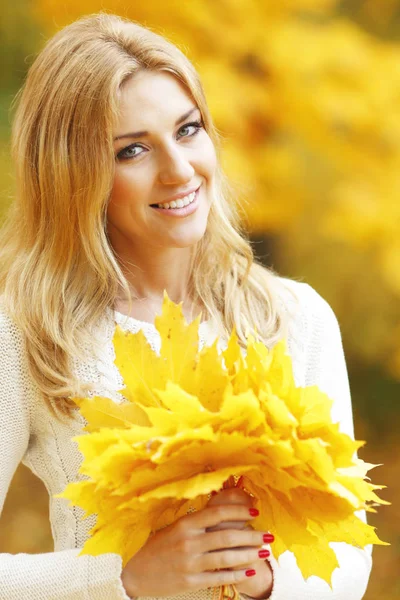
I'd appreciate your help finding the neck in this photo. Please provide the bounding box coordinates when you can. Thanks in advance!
[112,242,203,322]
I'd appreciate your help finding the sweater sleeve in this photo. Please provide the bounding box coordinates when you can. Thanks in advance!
[0,309,132,600]
[263,284,373,600]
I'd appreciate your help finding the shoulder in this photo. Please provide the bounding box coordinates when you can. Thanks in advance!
[0,297,34,426]
[274,277,346,388]
[0,296,32,381]
[277,279,353,415]
[0,296,35,399]
[276,276,332,312]
[0,296,25,353]
[276,276,341,335]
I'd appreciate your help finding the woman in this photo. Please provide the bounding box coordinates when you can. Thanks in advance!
[0,13,372,600]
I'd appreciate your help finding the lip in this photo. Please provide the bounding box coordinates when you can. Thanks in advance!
[150,186,201,218]
[152,185,201,206]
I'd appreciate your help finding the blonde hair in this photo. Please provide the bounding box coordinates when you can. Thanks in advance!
[0,13,297,420]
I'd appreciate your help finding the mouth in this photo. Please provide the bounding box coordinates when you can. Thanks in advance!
[149,185,201,218]
[150,186,200,210]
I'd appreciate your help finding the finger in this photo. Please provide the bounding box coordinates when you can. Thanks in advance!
[190,567,256,591]
[198,527,265,553]
[201,546,266,572]
[206,520,251,532]
[227,550,271,570]
[205,492,254,532]
[207,488,254,507]
[187,504,258,532]
[206,522,253,533]
[218,488,253,505]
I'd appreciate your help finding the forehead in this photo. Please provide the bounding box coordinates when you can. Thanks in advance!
[116,71,195,130]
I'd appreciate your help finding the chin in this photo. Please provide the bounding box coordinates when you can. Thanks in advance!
[169,234,206,249]
[168,221,209,248]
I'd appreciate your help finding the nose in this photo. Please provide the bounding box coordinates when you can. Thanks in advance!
[157,144,195,185]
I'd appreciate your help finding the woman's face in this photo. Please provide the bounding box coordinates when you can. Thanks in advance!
[107,70,217,253]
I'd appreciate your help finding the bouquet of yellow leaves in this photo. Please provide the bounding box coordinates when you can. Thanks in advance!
[56,292,388,588]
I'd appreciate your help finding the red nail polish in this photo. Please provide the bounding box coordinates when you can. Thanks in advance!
[258,549,270,558]
[263,533,275,543]
[249,508,259,517]
[211,491,217,496]
[245,569,256,577]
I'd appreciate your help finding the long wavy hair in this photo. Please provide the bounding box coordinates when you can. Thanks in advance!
[0,13,297,420]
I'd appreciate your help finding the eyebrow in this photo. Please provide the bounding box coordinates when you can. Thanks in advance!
[114,107,200,142]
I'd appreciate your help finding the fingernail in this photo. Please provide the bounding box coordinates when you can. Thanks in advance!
[211,491,217,496]
[245,569,256,577]
[258,549,270,558]
[249,508,259,517]
[263,533,275,543]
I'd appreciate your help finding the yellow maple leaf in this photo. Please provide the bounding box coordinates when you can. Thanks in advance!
[56,291,389,585]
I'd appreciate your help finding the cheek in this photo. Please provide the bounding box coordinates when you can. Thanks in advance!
[109,170,137,208]
[203,138,218,175]
[107,169,146,229]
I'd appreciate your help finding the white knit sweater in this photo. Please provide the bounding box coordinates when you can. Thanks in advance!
[0,278,372,600]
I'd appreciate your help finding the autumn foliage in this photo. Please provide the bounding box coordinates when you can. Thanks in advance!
[32,0,400,379]
[0,2,399,599]
[57,293,388,586]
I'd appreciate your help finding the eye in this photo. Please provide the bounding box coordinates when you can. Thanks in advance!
[116,119,204,161]
[177,120,204,139]
[117,144,145,161]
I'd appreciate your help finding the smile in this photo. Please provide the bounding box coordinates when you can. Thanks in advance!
[149,186,201,218]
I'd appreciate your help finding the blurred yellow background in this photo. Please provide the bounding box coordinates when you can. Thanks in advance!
[0,1,399,598]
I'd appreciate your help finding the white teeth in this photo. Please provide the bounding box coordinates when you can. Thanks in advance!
[156,190,196,209]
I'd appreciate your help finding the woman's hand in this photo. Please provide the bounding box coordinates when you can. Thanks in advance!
[206,486,274,599]
[121,503,272,598]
